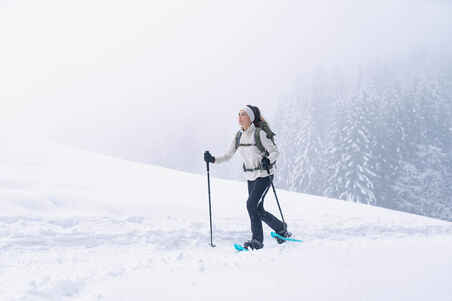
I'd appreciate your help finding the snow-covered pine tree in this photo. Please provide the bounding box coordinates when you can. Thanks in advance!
[365,64,405,209]
[273,95,303,189]
[324,99,346,198]
[335,84,377,205]
[393,145,451,221]
[324,70,349,198]
[391,57,452,220]
[289,98,325,194]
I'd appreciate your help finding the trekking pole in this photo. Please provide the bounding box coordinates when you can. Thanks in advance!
[206,161,216,248]
[266,168,286,224]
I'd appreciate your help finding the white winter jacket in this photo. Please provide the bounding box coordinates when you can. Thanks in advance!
[215,123,280,181]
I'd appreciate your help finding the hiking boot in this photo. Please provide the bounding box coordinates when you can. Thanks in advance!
[274,230,292,244]
[243,239,264,250]
[274,223,292,244]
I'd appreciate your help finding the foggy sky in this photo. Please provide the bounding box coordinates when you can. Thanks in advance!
[1,0,451,177]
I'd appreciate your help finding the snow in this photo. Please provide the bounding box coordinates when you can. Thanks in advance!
[1,136,452,300]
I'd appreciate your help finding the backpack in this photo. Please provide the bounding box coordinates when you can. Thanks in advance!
[234,119,276,157]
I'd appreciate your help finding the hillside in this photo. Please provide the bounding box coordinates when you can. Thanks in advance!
[1,136,451,300]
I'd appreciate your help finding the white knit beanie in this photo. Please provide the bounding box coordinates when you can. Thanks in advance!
[241,105,255,123]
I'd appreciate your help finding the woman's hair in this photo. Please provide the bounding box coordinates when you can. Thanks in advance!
[246,105,275,139]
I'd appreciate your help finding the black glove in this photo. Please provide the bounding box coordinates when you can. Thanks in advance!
[261,157,271,170]
[204,151,215,163]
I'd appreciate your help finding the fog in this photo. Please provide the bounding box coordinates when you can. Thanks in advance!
[1,0,450,178]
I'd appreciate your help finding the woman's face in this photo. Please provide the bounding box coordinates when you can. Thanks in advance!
[238,110,251,128]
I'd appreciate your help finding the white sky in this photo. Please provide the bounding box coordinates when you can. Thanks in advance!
[1,0,451,174]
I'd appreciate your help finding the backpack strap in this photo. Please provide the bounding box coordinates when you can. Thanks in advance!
[254,127,269,157]
[243,161,276,172]
[234,130,242,150]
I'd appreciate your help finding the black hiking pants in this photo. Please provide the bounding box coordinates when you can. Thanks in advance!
[247,174,285,243]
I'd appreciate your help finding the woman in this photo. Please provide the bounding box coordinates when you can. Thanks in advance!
[204,105,291,250]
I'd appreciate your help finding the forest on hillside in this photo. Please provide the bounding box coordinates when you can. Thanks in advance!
[274,50,452,221]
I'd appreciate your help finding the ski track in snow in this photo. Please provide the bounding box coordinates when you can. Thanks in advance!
[1,215,452,300]
[1,216,451,252]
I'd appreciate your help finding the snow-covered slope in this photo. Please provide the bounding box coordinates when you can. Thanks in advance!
[1,137,452,300]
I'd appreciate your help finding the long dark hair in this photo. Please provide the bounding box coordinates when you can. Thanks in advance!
[246,105,275,139]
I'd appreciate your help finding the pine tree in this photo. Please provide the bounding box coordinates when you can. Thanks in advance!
[290,99,325,194]
[335,88,377,205]
[273,95,302,189]
[324,94,347,198]
[393,145,451,220]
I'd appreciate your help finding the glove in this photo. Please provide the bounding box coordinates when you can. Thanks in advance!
[261,157,271,170]
[204,151,215,163]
